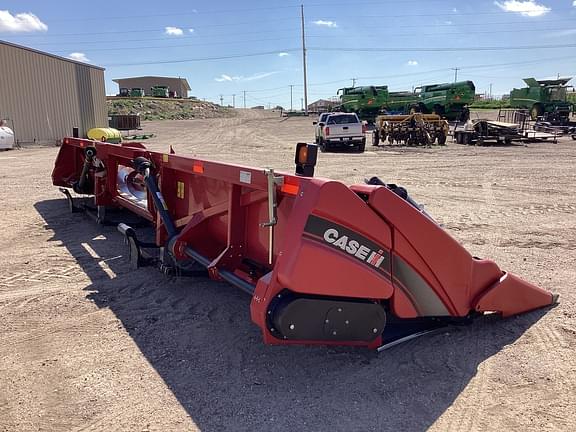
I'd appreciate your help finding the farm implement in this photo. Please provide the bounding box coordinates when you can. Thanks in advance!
[372,113,449,147]
[52,137,556,349]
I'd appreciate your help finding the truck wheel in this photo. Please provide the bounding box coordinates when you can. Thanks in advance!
[358,138,366,153]
[530,104,544,120]
[372,130,380,146]
[437,133,447,145]
[463,133,471,145]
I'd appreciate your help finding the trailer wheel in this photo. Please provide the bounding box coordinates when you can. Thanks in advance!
[372,130,380,146]
[455,132,462,144]
[463,133,471,145]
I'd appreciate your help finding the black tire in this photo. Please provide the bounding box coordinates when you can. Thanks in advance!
[460,107,470,122]
[433,105,445,117]
[504,137,512,145]
[358,138,366,153]
[372,130,380,146]
[530,104,544,121]
[437,133,447,145]
[319,138,326,152]
[463,133,471,145]
[455,132,461,144]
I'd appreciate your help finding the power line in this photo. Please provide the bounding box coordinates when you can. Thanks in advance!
[309,43,576,53]
[33,0,457,23]
[101,41,576,68]
[103,49,299,66]
[10,17,574,39]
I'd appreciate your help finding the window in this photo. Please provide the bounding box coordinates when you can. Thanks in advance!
[327,114,359,125]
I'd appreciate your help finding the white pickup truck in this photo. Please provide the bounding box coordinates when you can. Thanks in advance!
[313,112,366,152]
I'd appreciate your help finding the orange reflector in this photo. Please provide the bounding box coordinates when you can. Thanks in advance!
[298,146,308,164]
[281,182,299,195]
[63,138,69,144]
[193,162,204,174]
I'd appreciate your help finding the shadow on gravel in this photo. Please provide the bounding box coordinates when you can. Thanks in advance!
[36,198,549,432]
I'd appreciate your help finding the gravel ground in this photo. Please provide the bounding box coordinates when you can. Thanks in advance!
[0,109,574,431]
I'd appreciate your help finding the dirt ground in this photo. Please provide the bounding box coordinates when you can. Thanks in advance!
[1,109,575,431]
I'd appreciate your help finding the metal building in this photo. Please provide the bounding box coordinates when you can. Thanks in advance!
[113,76,191,98]
[0,40,107,145]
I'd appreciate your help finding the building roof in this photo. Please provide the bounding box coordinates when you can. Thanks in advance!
[113,76,191,91]
[0,39,105,70]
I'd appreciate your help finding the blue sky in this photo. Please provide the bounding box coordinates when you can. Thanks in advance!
[1,0,575,108]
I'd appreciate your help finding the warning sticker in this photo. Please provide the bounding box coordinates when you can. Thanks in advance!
[239,171,252,184]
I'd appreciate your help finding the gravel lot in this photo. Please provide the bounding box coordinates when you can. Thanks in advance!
[0,109,574,431]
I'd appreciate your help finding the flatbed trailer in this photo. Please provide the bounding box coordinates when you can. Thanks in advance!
[454,120,520,146]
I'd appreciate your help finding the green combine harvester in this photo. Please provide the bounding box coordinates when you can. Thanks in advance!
[510,77,573,124]
[129,88,145,97]
[415,81,475,120]
[150,86,169,98]
[336,86,389,121]
[337,81,475,122]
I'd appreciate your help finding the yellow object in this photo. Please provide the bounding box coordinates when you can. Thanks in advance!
[87,127,122,143]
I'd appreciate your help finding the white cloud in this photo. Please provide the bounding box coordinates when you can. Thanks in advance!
[278,52,290,57]
[407,60,418,66]
[68,52,90,63]
[444,20,453,25]
[215,74,235,82]
[494,1,551,17]
[188,28,194,33]
[214,71,279,82]
[165,26,183,36]
[573,1,576,6]
[313,20,338,28]
[0,10,47,32]
[452,8,459,12]
[243,71,279,81]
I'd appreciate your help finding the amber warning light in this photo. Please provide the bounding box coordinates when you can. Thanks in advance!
[294,143,318,177]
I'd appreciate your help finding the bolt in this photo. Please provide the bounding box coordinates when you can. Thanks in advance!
[345,320,349,325]
[337,308,342,312]
[332,331,337,336]
[289,324,295,330]
[325,319,329,324]
[373,328,378,333]
[267,311,271,315]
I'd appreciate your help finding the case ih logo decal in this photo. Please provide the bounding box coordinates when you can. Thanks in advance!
[304,215,391,277]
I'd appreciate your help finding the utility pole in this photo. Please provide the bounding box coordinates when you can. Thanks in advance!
[219,94,224,106]
[300,4,309,115]
[232,94,236,108]
[301,98,304,111]
[489,83,493,100]
[351,78,357,87]
[452,67,460,83]
[289,85,294,111]
[243,90,246,109]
